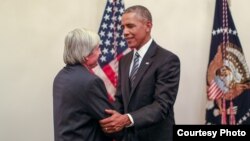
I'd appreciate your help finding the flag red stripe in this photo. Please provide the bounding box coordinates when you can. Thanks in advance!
[102,64,117,87]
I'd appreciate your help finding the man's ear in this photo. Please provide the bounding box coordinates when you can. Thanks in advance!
[146,21,152,32]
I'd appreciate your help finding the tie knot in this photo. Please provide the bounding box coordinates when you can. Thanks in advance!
[135,52,140,58]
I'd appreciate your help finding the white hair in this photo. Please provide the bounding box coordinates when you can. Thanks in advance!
[63,28,100,64]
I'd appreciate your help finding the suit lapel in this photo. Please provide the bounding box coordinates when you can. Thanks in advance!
[129,41,158,101]
[122,51,133,106]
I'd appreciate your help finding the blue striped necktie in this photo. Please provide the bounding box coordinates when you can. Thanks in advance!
[130,52,140,87]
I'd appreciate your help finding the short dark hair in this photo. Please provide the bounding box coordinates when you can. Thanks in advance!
[124,5,152,22]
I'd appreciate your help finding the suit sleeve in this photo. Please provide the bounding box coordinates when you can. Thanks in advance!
[130,54,180,128]
[85,77,115,120]
[114,61,124,114]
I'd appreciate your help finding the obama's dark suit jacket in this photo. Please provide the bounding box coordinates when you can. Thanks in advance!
[53,64,113,141]
[115,41,180,141]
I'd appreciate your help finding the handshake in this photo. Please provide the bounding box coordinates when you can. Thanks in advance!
[99,109,132,133]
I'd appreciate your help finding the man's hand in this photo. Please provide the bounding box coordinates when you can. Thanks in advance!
[99,109,131,133]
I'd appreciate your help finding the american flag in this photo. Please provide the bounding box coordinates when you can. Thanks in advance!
[93,0,130,101]
[206,0,250,125]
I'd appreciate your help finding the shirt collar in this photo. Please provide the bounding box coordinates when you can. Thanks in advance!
[133,38,153,59]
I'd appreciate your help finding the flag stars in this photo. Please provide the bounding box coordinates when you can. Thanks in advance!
[102,48,109,54]
[220,28,223,33]
[121,34,125,39]
[118,15,122,21]
[97,1,128,67]
[212,30,217,35]
[107,32,113,38]
[119,41,126,47]
[233,30,237,35]
[212,27,238,36]
[238,119,243,124]
[117,24,122,31]
[100,55,107,62]
[237,111,250,124]
[223,28,228,33]
[106,6,112,13]
[110,48,115,54]
[109,23,115,29]
[216,28,221,34]
[112,16,117,22]
[105,39,111,46]
[114,7,118,12]
[113,41,118,47]
[243,116,247,121]
[104,14,110,21]
[119,8,124,14]
[99,30,105,37]
[102,23,108,29]
[115,0,120,4]
[96,0,128,95]
[114,32,120,38]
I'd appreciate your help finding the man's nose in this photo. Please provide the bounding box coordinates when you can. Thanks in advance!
[123,28,129,36]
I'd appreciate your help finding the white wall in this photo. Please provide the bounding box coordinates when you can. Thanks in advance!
[0,0,249,141]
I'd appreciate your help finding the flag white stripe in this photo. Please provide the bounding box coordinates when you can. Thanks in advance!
[93,65,116,98]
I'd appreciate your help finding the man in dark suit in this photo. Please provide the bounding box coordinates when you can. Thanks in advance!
[99,5,180,141]
[53,28,114,141]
